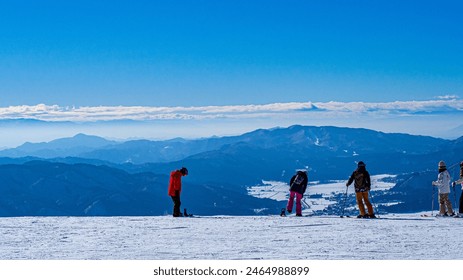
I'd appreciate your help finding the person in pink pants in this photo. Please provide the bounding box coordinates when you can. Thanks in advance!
[285,170,308,216]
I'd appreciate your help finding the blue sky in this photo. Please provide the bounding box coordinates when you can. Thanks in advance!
[1,0,462,107]
[0,0,462,146]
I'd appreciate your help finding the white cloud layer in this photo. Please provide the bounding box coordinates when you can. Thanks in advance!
[0,99,462,122]
[0,99,462,148]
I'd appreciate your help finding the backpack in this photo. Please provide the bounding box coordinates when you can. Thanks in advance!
[354,171,369,191]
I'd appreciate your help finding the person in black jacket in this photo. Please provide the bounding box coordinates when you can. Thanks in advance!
[285,170,308,217]
[346,161,376,218]
[452,161,463,217]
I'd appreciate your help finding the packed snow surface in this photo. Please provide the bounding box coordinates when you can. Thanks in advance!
[1,213,462,260]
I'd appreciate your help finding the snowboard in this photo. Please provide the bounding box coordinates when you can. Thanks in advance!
[279,208,313,217]
[183,208,194,217]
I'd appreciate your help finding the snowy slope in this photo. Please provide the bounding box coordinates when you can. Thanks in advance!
[1,214,462,260]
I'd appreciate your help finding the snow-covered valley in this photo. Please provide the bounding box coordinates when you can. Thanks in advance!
[248,174,398,214]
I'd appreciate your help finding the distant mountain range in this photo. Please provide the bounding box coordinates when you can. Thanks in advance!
[0,161,278,216]
[0,134,118,158]
[0,125,462,216]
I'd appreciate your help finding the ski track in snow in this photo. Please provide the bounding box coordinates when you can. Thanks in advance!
[0,214,462,260]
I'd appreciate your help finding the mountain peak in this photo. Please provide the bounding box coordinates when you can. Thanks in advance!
[0,133,117,158]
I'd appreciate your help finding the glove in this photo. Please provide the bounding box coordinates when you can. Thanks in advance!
[432,181,437,186]
[453,182,456,188]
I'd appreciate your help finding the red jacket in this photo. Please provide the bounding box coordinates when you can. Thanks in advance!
[168,170,183,196]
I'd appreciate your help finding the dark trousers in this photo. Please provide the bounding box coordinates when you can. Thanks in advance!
[171,195,181,217]
[459,193,463,214]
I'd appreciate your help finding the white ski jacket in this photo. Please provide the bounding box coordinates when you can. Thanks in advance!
[433,170,451,194]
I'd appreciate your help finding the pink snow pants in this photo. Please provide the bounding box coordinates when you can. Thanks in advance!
[287,191,303,215]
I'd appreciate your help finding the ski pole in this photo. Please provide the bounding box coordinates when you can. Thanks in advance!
[449,163,460,212]
[369,190,380,218]
[300,197,312,216]
[453,184,457,213]
[431,184,436,217]
[301,198,310,210]
[340,185,349,218]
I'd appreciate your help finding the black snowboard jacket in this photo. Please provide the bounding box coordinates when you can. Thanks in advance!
[289,171,308,195]
[347,167,371,193]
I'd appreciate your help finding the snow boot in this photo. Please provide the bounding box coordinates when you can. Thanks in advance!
[280,208,286,217]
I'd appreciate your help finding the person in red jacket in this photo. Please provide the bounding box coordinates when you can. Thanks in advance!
[168,167,188,217]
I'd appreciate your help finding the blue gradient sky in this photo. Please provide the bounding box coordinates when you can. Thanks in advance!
[1,0,462,107]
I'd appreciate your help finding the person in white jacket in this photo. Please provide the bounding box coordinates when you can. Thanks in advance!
[452,161,463,217]
[432,160,455,216]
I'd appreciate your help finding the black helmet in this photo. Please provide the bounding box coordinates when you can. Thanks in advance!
[357,161,366,167]
[180,167,188,175]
